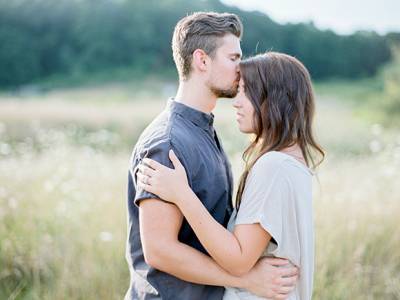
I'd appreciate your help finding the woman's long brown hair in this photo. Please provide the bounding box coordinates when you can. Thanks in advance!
[236,52,325,209]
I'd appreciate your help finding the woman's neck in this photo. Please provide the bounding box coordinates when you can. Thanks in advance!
[279,144,307,166]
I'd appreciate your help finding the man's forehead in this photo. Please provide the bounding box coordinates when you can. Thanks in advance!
[218,35,242,56]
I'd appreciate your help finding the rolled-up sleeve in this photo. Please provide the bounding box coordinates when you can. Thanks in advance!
[130,140,175,207]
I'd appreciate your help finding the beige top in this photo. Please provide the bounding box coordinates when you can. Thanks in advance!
[223,151,314,300]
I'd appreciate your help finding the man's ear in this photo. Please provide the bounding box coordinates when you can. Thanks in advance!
[192,49,209,72]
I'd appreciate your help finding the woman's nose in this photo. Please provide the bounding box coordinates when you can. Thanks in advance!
[232,97,241,108]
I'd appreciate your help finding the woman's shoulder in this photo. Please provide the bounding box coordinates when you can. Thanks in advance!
[251,151,312,178]
[253,151,289,170]
[248,152,287,182]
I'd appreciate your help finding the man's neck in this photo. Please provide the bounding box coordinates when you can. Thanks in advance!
[174,80,217,114]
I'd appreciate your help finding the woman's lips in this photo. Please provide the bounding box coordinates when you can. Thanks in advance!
[236,113,244,120]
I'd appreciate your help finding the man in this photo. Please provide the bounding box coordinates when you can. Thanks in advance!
[125,12,298,300]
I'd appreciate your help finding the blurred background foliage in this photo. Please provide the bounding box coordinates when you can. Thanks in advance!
[0,0,398,88]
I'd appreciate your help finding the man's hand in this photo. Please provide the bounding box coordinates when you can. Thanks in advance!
[241,257,298,300]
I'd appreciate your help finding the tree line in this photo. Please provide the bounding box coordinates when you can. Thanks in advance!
[0,0,395,88]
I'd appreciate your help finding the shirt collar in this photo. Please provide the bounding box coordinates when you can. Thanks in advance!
[167,98,215,134]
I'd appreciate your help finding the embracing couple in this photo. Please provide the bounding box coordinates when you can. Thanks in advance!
[125,11,324,300]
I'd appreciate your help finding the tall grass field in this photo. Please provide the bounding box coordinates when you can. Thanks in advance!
[0,79,399,299]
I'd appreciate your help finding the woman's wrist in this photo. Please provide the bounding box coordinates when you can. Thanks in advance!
[176,185,194,207]
[225,273,248,289]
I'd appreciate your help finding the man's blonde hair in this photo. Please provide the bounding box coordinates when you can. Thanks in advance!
[172,12,243,81]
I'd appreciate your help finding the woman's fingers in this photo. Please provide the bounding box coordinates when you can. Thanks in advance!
[138,181,154,194]
[137,172,152,186]
[169,150,183,169]
[262,257,290,267]
[278,273,298,287]
[142,158,163,170]
[273,294,290,300]
[138,164,156,177]
[279,277,297,293]
[136,174,155,194]
[270,284,295,300]
[278,265,299,278]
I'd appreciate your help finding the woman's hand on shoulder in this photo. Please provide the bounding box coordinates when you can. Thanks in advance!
[137,150,190,205]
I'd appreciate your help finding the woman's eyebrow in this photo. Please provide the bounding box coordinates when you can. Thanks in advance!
[230,52,242,59]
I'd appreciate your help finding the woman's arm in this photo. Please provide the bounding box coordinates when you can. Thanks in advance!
[139,199,296,298]
[177,188,272,276]
[138,150,273,276]
[139,198,248,286]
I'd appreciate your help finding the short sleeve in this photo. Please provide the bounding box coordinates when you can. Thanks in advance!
[235,156,290,252]
[130,140,178,207]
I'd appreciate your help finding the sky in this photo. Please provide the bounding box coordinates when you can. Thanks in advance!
[222,0,400,35]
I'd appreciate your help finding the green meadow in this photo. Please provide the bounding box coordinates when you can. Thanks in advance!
[0,74,399,299]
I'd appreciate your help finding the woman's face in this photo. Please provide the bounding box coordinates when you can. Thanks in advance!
[232,79,256,134]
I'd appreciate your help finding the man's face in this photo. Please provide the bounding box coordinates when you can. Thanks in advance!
[207,34,242,98]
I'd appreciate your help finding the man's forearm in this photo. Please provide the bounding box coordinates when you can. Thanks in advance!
[139,198,247,289]
[151,240,247,289]
[139,199,296,299]
[177,188,247,272]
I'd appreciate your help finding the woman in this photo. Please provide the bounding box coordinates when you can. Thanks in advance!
[137,52,324,299]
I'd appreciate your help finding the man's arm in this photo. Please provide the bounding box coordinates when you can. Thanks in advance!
[138,151,298,278]
[154,187,272,276]
[139,198,244,287]
[139,198,297,299]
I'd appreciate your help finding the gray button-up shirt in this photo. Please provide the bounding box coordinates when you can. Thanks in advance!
[126,99,234,300]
